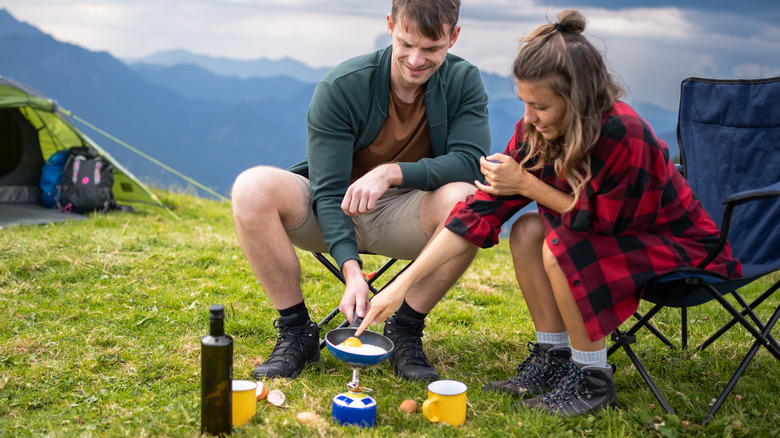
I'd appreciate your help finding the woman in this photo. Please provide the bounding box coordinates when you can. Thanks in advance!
[356,9,742,416]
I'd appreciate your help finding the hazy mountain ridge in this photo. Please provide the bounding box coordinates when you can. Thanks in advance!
[127,49,332,83]
[0,8,678,197]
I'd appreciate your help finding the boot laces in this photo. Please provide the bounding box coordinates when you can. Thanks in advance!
[389,321,431,367]
[508,342,546,386]
[539,361,590,407]
[264,319,313,366]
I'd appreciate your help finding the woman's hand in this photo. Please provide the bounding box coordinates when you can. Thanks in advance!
[478,154,575,213]
[353,228,475,336]
[354,280,408,336]
[476,154,533,197]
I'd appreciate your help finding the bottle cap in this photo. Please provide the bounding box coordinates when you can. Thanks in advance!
[209,304,224,319]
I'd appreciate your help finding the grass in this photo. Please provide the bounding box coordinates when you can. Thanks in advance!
[1,190,779,437]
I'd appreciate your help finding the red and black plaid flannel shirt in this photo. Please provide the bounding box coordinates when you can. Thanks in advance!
[446,102,742,341]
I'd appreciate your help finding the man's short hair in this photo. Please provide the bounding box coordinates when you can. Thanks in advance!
[391,0,460,40]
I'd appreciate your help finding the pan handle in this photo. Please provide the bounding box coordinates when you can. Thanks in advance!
[350,316,363,328]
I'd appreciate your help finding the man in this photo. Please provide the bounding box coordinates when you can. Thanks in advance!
[231,0,490,382]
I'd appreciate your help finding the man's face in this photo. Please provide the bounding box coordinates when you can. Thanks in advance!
[387,14,460,97]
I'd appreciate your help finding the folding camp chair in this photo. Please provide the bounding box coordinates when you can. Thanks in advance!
[609,76,780,424]
[311,251,413,349]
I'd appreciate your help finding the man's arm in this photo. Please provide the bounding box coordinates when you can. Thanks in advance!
[306,80,362,269]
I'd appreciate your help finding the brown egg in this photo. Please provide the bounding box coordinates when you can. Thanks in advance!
[296,411,320,425]
[398,399,418,413]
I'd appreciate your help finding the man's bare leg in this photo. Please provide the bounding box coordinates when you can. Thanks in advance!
[232,166,320,379]
[232,166,309,310]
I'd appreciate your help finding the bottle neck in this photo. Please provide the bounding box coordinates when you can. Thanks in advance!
[209,317,224,336]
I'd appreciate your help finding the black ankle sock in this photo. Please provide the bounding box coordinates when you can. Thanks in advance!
[278,301,310,325]
[397,300,427,322]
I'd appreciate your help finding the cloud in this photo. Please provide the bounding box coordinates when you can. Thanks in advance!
[3,0,779,112]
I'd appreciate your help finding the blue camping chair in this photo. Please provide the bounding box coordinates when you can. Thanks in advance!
[609,77,780,424]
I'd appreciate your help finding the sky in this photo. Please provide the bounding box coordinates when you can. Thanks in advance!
[3,0,779,112]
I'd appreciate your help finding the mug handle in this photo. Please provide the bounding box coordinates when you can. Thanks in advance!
[422,395,440,423]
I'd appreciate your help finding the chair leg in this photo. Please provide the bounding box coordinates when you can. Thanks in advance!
[681,307,688,349]
[698,280,780,351]
[611,330,675,415]
[608,310,678,357]
[701,304,780,426]
[700,281,780,362]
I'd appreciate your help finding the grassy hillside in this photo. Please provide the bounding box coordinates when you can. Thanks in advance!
[1,191,778,437]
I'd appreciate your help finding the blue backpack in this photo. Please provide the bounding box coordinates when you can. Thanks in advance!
[39,149,70,208]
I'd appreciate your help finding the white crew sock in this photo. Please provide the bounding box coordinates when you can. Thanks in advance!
[536,331,570,349]
[571,346,608,369]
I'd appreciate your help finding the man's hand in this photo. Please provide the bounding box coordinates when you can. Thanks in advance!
[341,163,402,216]
[354,279,407,336]
[338,260,369,324]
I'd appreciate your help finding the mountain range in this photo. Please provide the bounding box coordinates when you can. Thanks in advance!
[0,8,677,198]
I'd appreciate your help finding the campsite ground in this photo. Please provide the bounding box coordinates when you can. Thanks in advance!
[1,191,778,437]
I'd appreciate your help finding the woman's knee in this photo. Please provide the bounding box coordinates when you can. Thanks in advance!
[509,211,545,252]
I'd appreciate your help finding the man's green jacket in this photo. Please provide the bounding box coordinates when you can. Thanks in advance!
[288,45,491,269]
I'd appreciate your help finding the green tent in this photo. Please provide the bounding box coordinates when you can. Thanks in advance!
[0,76,167,227]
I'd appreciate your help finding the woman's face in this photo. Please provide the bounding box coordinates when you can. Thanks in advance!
[515,78,568,141]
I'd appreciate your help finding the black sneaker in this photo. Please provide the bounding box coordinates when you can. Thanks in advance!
[252,315,320,379]
[483,342,571,398]
[516,362,618,417]
[383,314,440,382]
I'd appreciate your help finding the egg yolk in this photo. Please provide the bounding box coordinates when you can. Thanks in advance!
[342,336,362,347]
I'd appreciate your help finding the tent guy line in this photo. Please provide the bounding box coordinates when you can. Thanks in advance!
[64,110,231,203]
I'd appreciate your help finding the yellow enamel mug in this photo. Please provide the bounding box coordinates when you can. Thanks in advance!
[422,380,467,426]
[231,380,257,427]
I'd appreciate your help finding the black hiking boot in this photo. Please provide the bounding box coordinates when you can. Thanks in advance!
[516,361,618,417]
[483,342,571,398]
[252,315,320,379]
[383,314,440,382]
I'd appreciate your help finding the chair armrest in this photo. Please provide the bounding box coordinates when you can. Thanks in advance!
[723,181,780,206]
[697,180,780,269]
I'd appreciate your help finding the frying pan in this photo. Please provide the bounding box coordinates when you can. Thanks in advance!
[325,318,394,368]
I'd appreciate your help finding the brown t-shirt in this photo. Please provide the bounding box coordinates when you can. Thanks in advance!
[350,87,433,183]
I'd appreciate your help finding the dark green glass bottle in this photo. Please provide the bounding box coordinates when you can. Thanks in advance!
[201,304,233,436]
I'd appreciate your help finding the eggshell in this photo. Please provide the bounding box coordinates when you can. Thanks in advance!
[398,399,418,413]
[296,411,320,424]
[267,389,286,407]
[255,381,269,400]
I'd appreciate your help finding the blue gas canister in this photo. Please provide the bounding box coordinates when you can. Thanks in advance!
[332,391,377,427]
